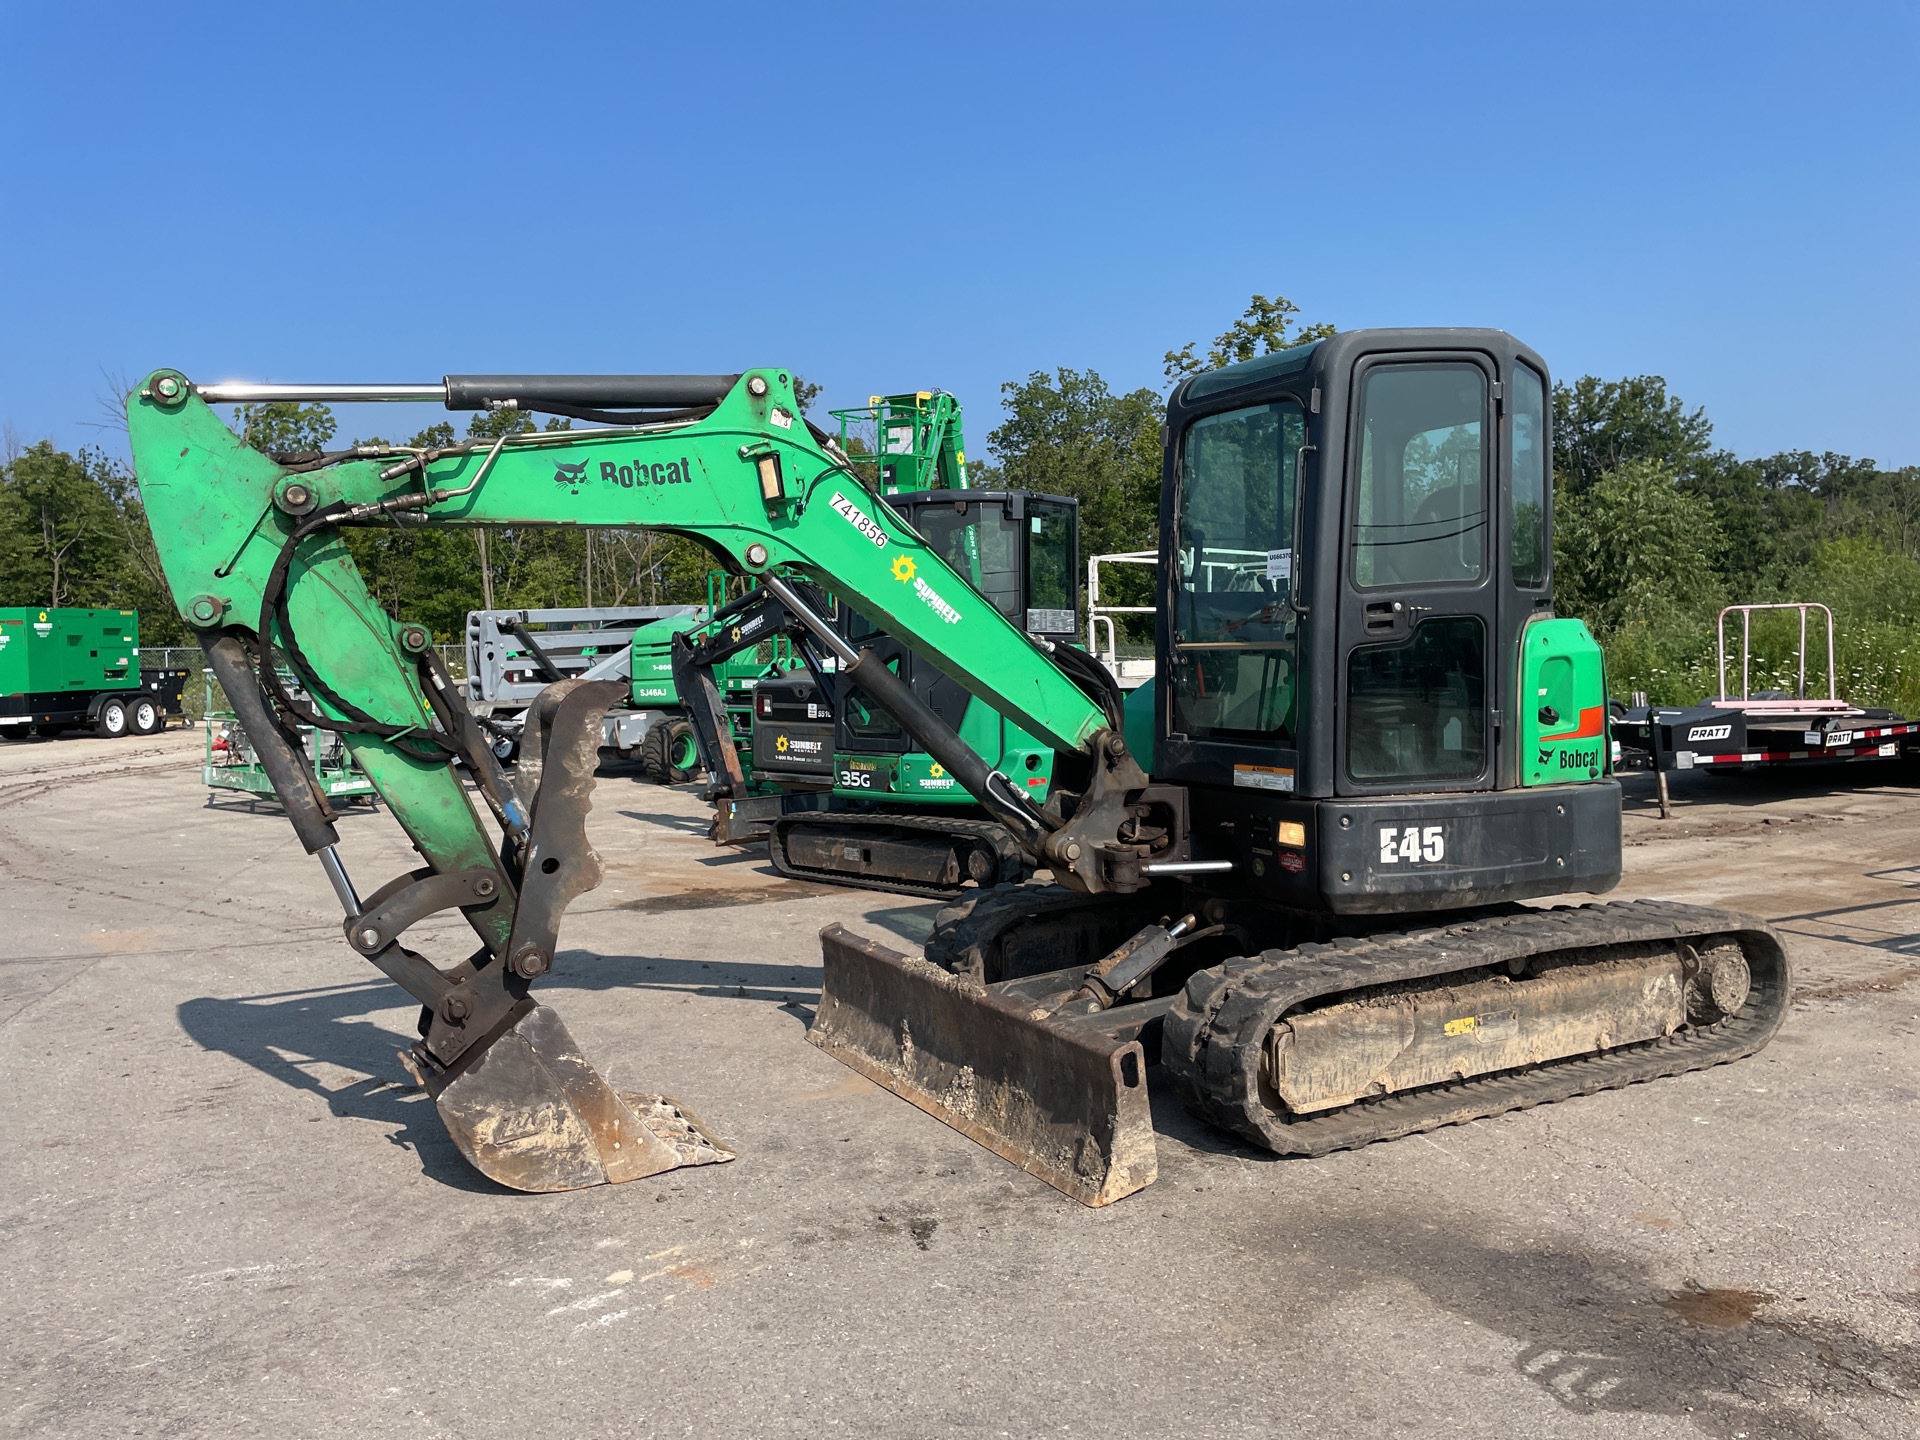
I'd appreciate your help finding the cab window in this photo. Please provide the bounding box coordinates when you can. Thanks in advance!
[1171,400,1305,740]
[1353,364,1486,588]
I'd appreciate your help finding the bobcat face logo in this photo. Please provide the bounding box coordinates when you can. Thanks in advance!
[553,460,590,487]
[1538,747,1554,767]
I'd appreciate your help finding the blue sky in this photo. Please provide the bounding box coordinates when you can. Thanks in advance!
[2,3,1914,466]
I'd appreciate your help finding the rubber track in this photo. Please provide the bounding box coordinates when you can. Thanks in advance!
[1161,899,1792,1157]
[768,812,1029,901]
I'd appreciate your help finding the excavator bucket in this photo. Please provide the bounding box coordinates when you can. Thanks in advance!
[810,925,1157,1207]
[431,1003,733,1192]
[417,680,734,1192]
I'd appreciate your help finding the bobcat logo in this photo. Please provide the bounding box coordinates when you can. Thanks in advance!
[552,460,589,487]
[1538,747,1554,767]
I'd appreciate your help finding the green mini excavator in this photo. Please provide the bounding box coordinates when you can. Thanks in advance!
[124,332,1788,1205]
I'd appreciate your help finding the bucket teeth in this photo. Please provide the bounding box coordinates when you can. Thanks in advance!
[619,1093,734,1169]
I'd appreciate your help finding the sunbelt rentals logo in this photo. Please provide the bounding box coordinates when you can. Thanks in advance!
[890,555,962,625]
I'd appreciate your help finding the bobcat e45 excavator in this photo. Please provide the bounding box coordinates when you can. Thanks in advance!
[125,332,1788,1206]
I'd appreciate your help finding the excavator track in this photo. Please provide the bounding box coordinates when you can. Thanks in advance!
[768,810,1029,900]
[1162,899,1791,1157]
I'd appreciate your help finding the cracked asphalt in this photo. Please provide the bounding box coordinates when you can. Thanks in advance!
[2,728,1916,1438]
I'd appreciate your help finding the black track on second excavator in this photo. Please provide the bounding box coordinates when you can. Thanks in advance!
[1160,899,1792,1157]
[768,811,1029,900]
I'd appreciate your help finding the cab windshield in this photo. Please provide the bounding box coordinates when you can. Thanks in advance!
[915,501,1020,619]
[1024,501,1075,634]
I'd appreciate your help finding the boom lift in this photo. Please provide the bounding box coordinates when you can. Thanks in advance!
[126,332,1789,1205]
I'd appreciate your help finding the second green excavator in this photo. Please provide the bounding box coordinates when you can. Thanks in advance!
[123,332,1788,1206]
[685,390,1083,899]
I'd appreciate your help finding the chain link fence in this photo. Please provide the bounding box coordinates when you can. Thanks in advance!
[145,644,468,725]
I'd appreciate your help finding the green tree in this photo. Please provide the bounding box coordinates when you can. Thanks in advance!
[232,401,337,457]
[988,368,1163,561]
[1554,459,1724,634]
[1681,450,1822,599]
[0,442,126,607]
[1552,376,1712,494]
[1163,292,1336,384]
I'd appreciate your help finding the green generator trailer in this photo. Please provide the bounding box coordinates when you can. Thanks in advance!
[0,607,188,739]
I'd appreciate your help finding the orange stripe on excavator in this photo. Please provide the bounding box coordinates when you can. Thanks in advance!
[1542,705,1606,743]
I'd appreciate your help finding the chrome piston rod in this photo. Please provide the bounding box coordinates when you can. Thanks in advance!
[193,382,448,404]
[188,374,742,411]
[317,845,362,918]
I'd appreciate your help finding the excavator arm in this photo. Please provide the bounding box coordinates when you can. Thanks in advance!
[126,367,1158,1193]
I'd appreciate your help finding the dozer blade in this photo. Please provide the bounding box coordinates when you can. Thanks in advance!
[811,925,1157,1207]
[431,1002,733,1193]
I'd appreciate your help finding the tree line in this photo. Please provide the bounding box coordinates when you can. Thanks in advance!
[4,304,1917,710]
[975,308,1920,713]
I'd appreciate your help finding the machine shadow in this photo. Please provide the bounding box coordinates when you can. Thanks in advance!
[613,807,712,835]
[859,901,946,946]
[176,946,829,1190]
[1619,759,1920,813]
[1144,1080,1275,1159]
[554,947,823,1011]
[1772,877,1920,956]
[175,983,505,1193]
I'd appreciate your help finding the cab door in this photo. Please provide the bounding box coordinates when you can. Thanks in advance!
[1335,354,1499,796]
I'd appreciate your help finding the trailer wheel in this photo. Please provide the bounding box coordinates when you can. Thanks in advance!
[639,722,670,783]
[95,698,130,739]
[129,697,162,735]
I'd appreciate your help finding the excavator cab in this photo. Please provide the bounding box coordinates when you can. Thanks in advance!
[1154,329,1620,914]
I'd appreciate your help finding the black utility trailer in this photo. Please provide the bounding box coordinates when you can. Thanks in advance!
[1613,603,1917,813]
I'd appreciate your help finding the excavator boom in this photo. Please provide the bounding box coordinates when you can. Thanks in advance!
[126,368,1148,1193]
